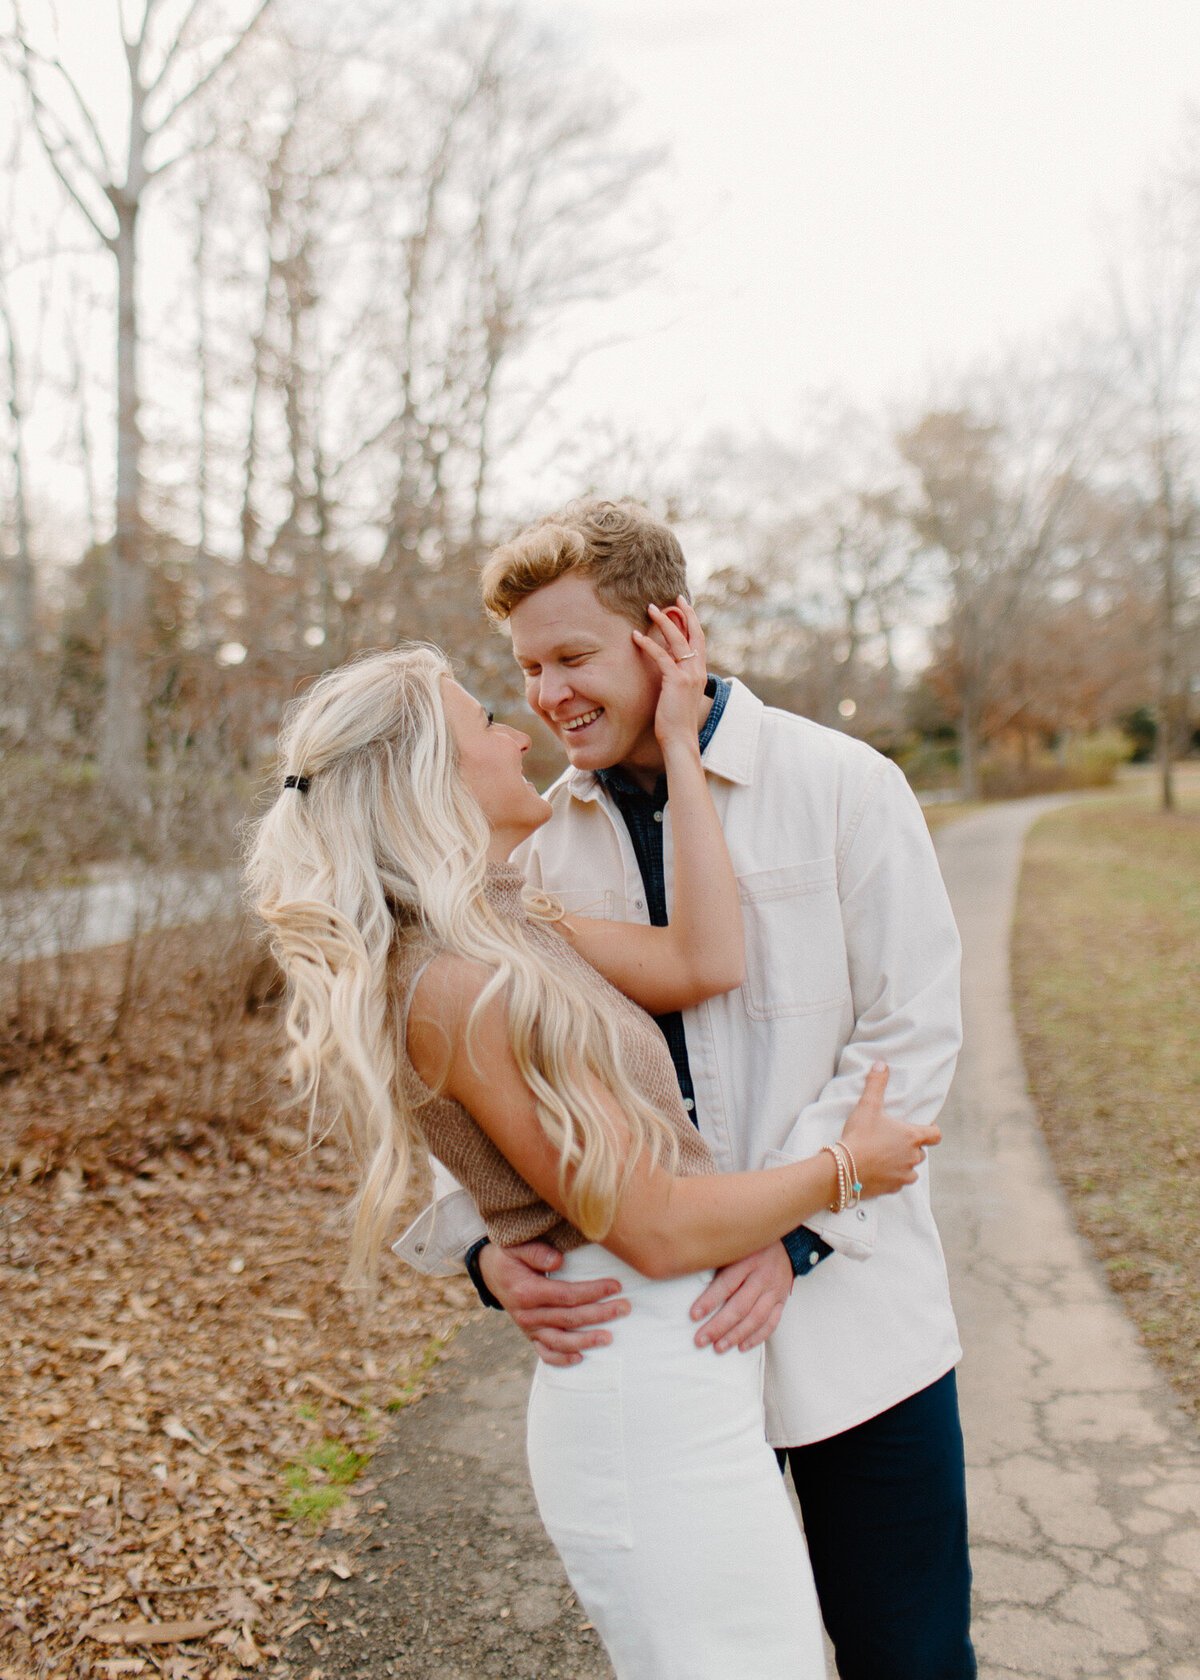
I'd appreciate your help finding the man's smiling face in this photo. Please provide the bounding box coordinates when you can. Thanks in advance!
[508,573,664,782]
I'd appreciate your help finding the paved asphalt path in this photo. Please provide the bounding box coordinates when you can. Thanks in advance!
[292,796,1200,1680]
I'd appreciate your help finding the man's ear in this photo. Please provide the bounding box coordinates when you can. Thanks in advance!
[642,601,688,648]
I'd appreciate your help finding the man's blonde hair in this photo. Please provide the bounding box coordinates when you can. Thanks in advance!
[481,498,689,626]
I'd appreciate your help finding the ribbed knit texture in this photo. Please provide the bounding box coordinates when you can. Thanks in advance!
[394,862,715,1253]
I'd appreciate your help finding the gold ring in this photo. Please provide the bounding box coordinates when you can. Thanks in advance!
[675,652,698,662]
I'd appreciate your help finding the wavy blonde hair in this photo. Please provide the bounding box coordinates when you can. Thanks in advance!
[245,646,678,1283]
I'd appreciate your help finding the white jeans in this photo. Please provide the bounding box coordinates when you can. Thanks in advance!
[525,1246,825,1680]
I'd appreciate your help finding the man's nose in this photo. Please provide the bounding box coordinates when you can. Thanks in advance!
[534,668,572,712]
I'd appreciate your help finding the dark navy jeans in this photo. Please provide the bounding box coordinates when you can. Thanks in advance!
[777,1370,976,1680]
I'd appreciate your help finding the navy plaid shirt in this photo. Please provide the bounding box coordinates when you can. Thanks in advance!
[598,677,832,1280]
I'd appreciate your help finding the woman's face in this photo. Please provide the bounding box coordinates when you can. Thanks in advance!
[440,678,552,855]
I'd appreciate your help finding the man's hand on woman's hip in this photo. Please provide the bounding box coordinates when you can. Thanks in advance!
[478,1240,630,1367]
[691,1242,793,1353]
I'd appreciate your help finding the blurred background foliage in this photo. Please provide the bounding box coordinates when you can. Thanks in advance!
[0,0,1197,1158]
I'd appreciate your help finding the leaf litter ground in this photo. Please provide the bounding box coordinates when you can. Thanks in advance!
[0,932,477,1678]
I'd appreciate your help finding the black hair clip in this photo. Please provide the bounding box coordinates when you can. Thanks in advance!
[283,774,310,793]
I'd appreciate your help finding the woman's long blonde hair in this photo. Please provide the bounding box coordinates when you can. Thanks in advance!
[245,646,678,1283]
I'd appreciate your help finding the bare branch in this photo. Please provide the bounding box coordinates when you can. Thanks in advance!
[145,0,275,138]
[12,33,117,180]
[141,0,207,97]
[8,46,117,245]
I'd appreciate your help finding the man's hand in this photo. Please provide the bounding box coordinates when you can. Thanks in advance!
[478,1240,630,1367]
[690,1242,793,1354]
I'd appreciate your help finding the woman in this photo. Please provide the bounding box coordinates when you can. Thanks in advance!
[246,608,939,1680]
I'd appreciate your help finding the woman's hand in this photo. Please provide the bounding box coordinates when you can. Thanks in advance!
[632,597,709,751]
[840,1064,941,1199]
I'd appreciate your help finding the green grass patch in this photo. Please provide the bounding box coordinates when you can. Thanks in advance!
[278,1331,457,1528]
[283,1437,371,1527]
[1012,781,1200,1418]
[386,1336,446,1411]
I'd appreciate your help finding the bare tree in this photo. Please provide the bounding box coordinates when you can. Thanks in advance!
[3,0,274,808]
[349,8,661,678]
[0,263,34,654]
[1104,164,1200,809]
[898,352,1103,798]
[0,116,41,657]
[687,415,918,738]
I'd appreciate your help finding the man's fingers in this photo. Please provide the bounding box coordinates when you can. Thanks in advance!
[698,1284,783,1353]
[532,1345,583,1368]
[694,1273,766,1347]
[512,1296,631,1331]
[508,1275,622,1309]
[689,1265,743,1323]
[697,1307,747,1349]
[736,1319,782,1354]
[734,1298,786,1353]
[529,1321,623,1363]
[505,1240,566,1270]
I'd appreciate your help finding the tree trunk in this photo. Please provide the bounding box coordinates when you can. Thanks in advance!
[194,186,214,639]
[1156,531,1177,813]
[100,194,149,812]
[958,681,980,801]
[0,286,35,653]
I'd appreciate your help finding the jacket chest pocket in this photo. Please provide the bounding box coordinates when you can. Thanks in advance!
[737,858,850,1020]
[550,886,619,921]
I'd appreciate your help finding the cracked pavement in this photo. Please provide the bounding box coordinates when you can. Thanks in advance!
[297,795,1200,1678]
[937,796,1200,1679]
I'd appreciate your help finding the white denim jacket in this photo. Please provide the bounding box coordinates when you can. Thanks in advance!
[394,679,963,1445]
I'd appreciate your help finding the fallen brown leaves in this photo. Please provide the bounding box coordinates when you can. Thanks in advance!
[0,1134,476,1678]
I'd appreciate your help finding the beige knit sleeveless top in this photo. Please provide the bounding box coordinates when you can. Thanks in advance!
[394,862,715,1253]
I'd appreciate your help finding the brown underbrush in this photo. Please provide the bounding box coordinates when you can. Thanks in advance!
[0,927,477,1677]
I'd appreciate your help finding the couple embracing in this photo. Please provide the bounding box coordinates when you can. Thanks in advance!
[250,499,975,1679]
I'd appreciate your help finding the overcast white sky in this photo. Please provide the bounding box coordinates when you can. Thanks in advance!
[530,0,1200,441]
[15,0,1200,522]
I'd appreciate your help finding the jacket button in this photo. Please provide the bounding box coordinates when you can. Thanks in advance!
[856,1209,867,1222]
[415,1243,425,1253]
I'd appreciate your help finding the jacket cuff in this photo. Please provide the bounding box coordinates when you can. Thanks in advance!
[763,1148,878,1260]
[781,1225,834,1278]
[391,1188,488,1275]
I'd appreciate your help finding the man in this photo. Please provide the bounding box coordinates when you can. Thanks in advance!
[396,499,974,1679]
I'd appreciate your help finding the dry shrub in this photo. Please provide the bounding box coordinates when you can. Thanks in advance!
[0,916,284,1188]
[979,729,1131,799]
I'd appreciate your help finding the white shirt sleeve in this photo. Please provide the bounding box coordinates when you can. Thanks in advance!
[765,759,962,1258]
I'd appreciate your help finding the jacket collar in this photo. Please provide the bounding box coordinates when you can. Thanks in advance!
[562,676,763,805]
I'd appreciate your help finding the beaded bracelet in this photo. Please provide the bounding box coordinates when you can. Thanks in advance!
[840,1141,863,1209]
[821,1143,850,1213]
[820,1141,864,1214]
